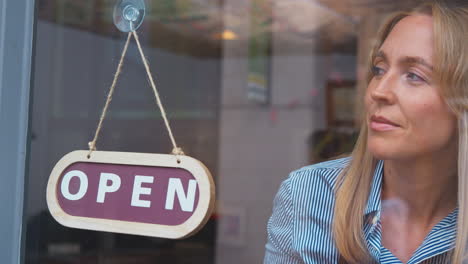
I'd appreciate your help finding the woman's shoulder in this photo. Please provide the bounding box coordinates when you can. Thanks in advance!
[287,156,351,191]
[295,156,351,172]
[266,158,349,262]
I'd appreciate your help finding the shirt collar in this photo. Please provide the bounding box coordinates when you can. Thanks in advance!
[364,159,384,216]
[362,159,459,261]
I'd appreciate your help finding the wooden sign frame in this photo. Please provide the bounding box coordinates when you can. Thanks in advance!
[46,150,215,239]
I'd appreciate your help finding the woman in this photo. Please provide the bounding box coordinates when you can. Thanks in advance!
[264,1,468,263]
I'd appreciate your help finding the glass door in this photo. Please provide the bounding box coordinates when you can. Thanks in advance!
[20,0,434,263]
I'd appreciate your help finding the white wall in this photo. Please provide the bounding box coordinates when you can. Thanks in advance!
[215,1,331,263]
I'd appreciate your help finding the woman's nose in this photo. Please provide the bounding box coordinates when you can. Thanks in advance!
[370,74,397,104]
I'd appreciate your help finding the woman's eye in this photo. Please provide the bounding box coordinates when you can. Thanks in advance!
[371,66,384,76]
[406,72,425,82]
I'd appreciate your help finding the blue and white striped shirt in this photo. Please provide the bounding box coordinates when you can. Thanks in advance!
[264,157,458,263]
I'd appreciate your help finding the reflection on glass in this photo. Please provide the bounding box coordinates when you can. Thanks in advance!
[25,0,429,263]
[27,0,220,263]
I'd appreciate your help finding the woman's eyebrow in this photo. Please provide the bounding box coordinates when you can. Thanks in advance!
[375,50,433,71]
[400,56,434,71]
[374,50,387,62]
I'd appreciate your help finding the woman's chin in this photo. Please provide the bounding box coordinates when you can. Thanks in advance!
[367,141,398,160]
[368,150,391,160]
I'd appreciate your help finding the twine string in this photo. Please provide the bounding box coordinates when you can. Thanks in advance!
[88,32,132,158]
[87,31,184,161]
[131,31,184,158]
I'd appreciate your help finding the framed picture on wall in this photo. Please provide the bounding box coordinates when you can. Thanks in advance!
[217,204,247,247]
[246,0,272,105]
[326,80,357,128]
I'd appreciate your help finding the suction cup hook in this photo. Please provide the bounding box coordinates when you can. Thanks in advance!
[113,0,145,32]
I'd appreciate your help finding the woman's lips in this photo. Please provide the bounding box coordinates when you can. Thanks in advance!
[370,115,400,131]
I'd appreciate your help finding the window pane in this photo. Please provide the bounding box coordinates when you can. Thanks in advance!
[25,0,428,263]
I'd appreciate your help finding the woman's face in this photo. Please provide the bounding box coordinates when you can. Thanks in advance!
[365,15,457,161]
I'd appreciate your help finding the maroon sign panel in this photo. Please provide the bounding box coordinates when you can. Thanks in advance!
[57,162,200,226]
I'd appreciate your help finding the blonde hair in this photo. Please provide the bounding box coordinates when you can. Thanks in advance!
[333,1,468,263]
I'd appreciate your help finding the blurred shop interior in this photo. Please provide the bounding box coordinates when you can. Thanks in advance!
[25,0,425,263]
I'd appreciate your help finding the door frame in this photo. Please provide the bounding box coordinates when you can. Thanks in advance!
[0,0,36,263]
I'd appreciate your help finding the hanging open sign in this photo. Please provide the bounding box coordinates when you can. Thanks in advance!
[46,150,215,239]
